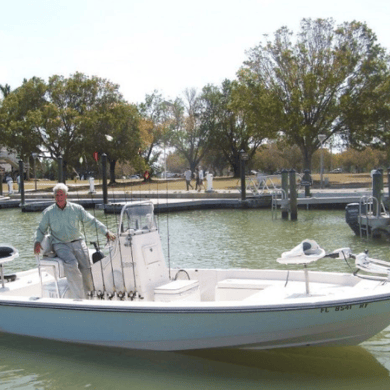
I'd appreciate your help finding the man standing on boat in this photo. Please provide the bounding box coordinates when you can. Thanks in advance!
[33,183,116,299]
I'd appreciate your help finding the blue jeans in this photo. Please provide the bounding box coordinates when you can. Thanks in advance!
[53,240,93,299]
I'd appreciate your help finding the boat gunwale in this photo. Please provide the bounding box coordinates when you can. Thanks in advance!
[1,292,390,314]
[1,266,390,313]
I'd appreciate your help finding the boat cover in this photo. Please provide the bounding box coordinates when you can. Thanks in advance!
[277,239,326,264]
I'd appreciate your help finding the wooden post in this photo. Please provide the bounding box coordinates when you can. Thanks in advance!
[240,158,246,202]
[372,170,382,217]
[281,169,289,220]
[302,169,312,197]
[239,150,248,202]
[289,169,297,221]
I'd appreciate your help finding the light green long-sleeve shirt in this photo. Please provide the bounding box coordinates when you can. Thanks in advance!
[35,201,108,244]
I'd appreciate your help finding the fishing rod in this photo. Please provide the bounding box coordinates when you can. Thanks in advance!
[156,177,160,228]
[123,175,139,300]
[103,181,124,300]
[118,177,135,299]
[74,184,98,299]
[88,188,108,300]
[165,174,171,280]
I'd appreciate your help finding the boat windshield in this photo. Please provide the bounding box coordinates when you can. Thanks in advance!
[119,202,156,233]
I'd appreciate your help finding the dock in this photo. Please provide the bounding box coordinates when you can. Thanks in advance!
[274,195,370,209]
[0,188,374,213]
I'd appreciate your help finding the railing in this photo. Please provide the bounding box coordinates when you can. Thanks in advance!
[358,196,388,239]
[241,173,304,197]
[240,174,282,196]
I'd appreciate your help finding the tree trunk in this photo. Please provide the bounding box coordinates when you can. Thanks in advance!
[63,160,68,184]
[231,152,242,178]
[232,161,241,177]
[302,146,313,171]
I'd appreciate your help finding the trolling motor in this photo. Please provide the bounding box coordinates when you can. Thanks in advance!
[324,247,390,281]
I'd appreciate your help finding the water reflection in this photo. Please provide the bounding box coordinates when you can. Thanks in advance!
[183,345,389,379]
[0,333,389,390]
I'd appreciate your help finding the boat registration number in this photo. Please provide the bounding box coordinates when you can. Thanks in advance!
[320,303,368,313]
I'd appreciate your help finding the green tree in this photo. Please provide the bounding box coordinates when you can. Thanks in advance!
[137,91,171,176]
[0,77,45,161]
[166,151,187,173]
[89,101,141,184]
[242,18,390,170]
[336,147,387,172]
[343,75,390,153]
[201,80,276,177]
[0,73,140,183]
[168,89,211,173]
[252,142,303,174]
[200,148,230,176]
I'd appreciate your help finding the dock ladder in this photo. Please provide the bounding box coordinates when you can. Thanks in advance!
[271,189,288,219]
[358,196,388,239]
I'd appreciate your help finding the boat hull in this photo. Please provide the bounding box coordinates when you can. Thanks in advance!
[0,294,389,351]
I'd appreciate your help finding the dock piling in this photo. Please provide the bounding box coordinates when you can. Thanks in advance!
[289,169,297,221]
[281,170,289,219]
[372,170,382,217]
[18,160,25,207]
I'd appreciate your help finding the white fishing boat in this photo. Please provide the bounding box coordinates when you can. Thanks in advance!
[1,201,390,351]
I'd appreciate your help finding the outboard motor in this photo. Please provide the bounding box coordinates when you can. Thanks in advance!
[345,203,366,236]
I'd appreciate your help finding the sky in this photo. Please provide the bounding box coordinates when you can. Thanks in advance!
[1,0,390,105]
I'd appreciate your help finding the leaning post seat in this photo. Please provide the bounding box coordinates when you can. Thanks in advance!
[36,235,67,297]
[38,257,66,279]
[38,235,64,270]
[36,255,67,298]
[0,244,19,289]
[37,235,65,277]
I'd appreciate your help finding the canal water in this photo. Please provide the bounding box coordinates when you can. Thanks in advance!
[1,208,390,389]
